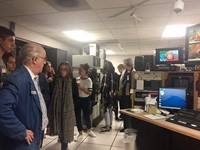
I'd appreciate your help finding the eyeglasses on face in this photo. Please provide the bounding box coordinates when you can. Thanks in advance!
[59,68,67,71]
[38,56,47,61]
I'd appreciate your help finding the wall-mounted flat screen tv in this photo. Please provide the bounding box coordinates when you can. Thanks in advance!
[185,24,200,61]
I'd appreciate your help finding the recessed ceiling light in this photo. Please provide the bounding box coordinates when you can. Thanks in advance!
[63,30,96,42]
[162,24,194,38]
[106,50,115,55]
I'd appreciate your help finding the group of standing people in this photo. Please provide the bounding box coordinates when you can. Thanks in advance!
[0,26,96,150]
[0,25,134,150]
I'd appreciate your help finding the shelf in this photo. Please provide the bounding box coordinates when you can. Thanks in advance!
[135,90,158,93]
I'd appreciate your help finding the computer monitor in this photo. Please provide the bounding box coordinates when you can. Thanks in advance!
[155,47,184,65]
[158,88,186,110]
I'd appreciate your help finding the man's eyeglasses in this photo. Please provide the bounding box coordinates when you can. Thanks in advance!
[38,56,47,61]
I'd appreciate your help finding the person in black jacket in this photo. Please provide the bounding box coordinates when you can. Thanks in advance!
[100,60,119,132]
[120,58,134,132]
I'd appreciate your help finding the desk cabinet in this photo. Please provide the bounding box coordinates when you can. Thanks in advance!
[165,71,199,110]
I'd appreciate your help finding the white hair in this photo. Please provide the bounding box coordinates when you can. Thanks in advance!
[19,43,43,64]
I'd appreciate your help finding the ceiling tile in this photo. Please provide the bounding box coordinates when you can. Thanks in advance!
[137,27,164,38]
[126,49,140,55]
[95,8,133,20]
[4,16,41,26]
[42,32,66,38]
[168,14,200,25]
[54,37,88,48]
[140,0,174,5]
[76,22,107,30]
[135,17,168,28]
[97,36,116,41]
[87,0,130,9]
[0,2,24,17]
[90,30,112,36]
[136,3,173,18]
[45,0,91,12]
[115,34,138,40]
[47,24,81,31]
[4,0,57,15]
[120,40,138,45]
[61,10,100,23]
[111,28,137,35]
[104,19,135,29]
[140,44,157,49]
[32,13,68,25]
[124,45,140,50]
[27,25,59,33]
[139,38,160,46]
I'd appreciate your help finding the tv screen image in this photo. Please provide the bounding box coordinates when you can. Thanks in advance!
[158,88,186,110]
[155,47,183,65]
[159,50,179,62]
[186,24,200,61]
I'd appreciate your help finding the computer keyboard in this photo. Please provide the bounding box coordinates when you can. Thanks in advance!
[166,109,200,131]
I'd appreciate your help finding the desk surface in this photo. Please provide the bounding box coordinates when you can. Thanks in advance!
[121,109,200,140]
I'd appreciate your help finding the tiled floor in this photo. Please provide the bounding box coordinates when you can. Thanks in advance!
[41,117,137,150]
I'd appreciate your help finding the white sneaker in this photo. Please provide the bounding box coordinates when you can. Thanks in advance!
[74,134,83,142]
[88,130,96,137]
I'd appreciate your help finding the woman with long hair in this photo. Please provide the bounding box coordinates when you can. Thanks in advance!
[50,62,77,150]
[100,60,118,132]
[3,53,16,76]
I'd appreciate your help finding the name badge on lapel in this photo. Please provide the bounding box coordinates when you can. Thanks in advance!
[31,90,37,95]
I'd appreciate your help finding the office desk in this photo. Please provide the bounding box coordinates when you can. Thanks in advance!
[121,110,200,150]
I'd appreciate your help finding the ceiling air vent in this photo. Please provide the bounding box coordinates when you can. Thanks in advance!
[44,0,91,12]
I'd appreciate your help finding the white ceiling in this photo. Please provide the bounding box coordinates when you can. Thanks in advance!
[0,0,200,55]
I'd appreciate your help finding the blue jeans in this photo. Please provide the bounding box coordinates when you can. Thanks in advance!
[105,107,113,126]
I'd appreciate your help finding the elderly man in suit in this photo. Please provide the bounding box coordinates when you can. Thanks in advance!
[0,43,48,150]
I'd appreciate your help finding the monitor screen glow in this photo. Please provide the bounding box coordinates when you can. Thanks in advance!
[155,47,183,65]
[158,88,186,110]
[186,24,200,61]
[159,50,179,62]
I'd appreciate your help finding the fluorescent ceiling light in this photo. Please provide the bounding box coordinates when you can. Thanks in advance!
[106,50,115,55]
[162,24,194,38]
[63,30,96,42]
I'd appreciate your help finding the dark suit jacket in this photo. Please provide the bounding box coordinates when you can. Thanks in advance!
[122,69,132,96]
[0,65,42,150]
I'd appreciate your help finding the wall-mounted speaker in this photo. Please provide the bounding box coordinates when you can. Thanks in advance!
[135,56,145,71]
[144,55,155,71]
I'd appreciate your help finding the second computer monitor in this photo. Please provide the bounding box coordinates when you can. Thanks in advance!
[158,88,187,110]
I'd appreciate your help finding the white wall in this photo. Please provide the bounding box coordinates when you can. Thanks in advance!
[0,19,79,53]
[106,55,135,73]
